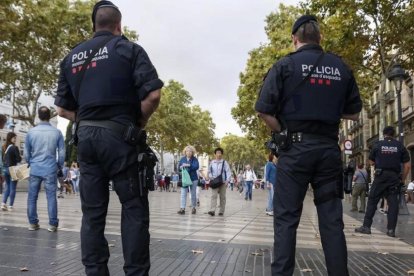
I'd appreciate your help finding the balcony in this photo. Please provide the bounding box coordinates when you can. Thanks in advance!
[402,105,414,119]
[384,91,395,104]
[372,103,380,114]
[367,108,374,119]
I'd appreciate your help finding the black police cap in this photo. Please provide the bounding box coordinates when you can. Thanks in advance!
[91,1,121,31]
[291,15,318,34]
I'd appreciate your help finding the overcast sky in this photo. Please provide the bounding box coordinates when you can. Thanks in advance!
[117,0,299,138]
[58,0,299,137]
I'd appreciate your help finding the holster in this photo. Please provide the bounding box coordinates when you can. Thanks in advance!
[137,145,158,192]
[69,122,79,146]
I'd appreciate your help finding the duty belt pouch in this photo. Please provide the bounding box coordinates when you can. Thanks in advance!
[272,129,291,151]
[124,124,147,146]
[375,169,383,176]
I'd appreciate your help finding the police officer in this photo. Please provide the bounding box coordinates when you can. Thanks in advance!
[255,15,362,275]
[55,1,163,275]
[355,126,410,237]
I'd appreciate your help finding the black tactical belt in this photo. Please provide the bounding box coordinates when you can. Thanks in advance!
[79,120,126,137]
[290,132,338,143]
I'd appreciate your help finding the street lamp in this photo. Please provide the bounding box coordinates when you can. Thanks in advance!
[387,63,410,216]
[387,63,408,144]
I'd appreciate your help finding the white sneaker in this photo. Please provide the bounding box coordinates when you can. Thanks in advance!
[7,206,13,211]
[47,225,58,232]
[266,211,274,216]
[1,204,7,211]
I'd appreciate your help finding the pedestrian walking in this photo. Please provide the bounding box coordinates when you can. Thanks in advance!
[177,146,199,215]
[243,165,256,201]
[265,153,277,216]
[255,15,362,275]
[208,147,231,216]
[164,174,171,192]
[24,107,65,231]
[171,172,179,192]
[1,132,22,211]
[351,164,368,213]
[237,171,244,194]
[54,1,162,274]
[355,126,410,238]
[71,162,80,195]
[0,114,7,197]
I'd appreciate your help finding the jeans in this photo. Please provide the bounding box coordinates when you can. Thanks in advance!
[180,180,198,208]
[27,174,59,226]
[267,183,274,212]
[73,178,80,194]
[245,181,253,200]
[2,168,17,206]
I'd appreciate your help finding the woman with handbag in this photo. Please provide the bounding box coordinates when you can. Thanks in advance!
[177,145,199,215]
[1,132,22,211]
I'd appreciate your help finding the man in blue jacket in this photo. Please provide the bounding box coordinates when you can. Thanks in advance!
[25,107,65,232]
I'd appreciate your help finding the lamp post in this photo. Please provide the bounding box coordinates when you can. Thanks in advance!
[387,62,409,215]
[387,63,408,144]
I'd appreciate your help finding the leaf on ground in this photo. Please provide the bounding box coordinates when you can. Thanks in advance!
[250,252,263,256]
[3,228,8,231]
[50,262,55,265]
[218,239,226,242]
[20,267,29,272]
[244,269,252,273]
[407,269,414,274]
[192,250,204,254]
[108,244,115,247]
[314,233,320,239]
[300,268,313,272]
[259,248,269,252]
[157,240,162,242]
[210,261,216,264]
[377,251,389,255]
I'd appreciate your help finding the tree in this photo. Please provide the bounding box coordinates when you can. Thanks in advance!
[303,0,414,135]
[146,80,217,171]
[231,4,302,148]
[220,134,266,174]
[0,0,137,125]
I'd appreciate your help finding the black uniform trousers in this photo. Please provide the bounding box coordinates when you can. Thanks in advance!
[272,138,348,276]
[77,126,150,276]
[363,170,400,230]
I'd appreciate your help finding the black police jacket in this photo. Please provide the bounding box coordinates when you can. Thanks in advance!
[369,137,410,173]
[55,31,163,124]
[255,44,362,137]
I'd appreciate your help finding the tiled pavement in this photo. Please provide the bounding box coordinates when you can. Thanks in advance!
[1,187,414,275]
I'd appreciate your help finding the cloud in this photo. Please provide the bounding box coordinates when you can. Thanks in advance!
[116,0,299,138]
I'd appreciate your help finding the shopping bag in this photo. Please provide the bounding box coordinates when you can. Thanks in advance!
[9,164,30,181]
[181,169,193,187]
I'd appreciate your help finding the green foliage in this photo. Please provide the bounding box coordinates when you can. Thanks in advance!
[231,4,302,150]
[146,80,217,156]
[0,0,138,125]
[233,1,414,145]
[302,0,414,91]
[220,134,266,172]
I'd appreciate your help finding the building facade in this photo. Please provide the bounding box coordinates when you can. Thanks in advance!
[340,75,414,179]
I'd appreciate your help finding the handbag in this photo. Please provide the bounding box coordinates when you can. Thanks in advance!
[181,168,193,187]
[8,164,30,181]
[210,160,226,189]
